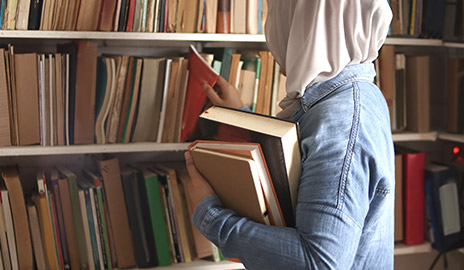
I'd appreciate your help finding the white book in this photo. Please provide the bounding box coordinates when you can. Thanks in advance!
[1,189,18,270]
[15,0,31,30]
[0,199,10,270]
[156,59,172,143]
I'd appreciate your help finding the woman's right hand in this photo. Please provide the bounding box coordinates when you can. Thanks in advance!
[203,76,244,109]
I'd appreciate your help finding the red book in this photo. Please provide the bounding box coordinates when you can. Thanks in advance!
[402,149,425,245]
[180,45,219,142]
[99,0,117,31]
[125,0,136,32]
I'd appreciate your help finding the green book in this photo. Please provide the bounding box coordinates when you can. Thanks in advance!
[142,169,172,266]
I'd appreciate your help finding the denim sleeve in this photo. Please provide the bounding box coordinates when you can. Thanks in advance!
[193,193,363,270]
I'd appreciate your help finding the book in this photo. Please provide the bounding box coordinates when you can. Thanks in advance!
[28,0,43,30]
[446,58,464,133]
[140,168,172,266]
[121,58,143,143]
[95,157,136,268]
[189,145,270,225]
[73,42,98,144]
[399,147,425,245]
[57,172,81,270]
[394,53,406,132]
[14,53,41,146]
[132,58,166,142]
[181,45,219,142]
[1,187,18,270]
[394,153,403,242]
[231,0,246,34]
[177,0,199,33]
[1,166,34,269]
[189,140,285,227]
[120,167,158,268]
[78,188,96,270]
[0,187,11,270]
[15,0,30,30]
[216,0,230,33]
[196,105,300,227]
[175,168,214,259]
[247,0,258,34]
[0,49,10,147]
[425,163,464,252]
[27,203,47,270]
[406,55,430,133]
[99,0,117,31]
[379,45,396,130]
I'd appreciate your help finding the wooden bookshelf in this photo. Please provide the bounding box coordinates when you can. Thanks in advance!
[394,242,432,256]
[438,133,464,144]
[392,131,438,142]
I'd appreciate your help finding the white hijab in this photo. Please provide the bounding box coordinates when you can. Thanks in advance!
[265,0,393,119]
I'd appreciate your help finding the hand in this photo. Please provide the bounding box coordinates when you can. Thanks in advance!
[203,76,244,109]
[183,151,215,209]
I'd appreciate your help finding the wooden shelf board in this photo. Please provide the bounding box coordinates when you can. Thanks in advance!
[125,260,245,270]
[0,31,266,42]
[0,143,189,156]
[438,133,464,144]
[392,131,438,142]
[384,37,442,46]
[394,242,432,256]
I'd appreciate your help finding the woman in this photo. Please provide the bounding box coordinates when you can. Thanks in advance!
[183,0,394,269]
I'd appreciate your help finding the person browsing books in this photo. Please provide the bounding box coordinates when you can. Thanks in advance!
[183,0,394,269]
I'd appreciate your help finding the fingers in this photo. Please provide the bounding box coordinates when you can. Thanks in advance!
[184,151,201,179]
[203,84,223,105]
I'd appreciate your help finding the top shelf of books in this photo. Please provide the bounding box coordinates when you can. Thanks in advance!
[0,31,461,47]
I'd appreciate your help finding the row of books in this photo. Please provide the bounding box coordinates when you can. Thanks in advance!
[0,42,285,147]
[389,0,446,38]
[376,45,430,134]
[1,0,268,34]
[447,57,464,134]
[0,158,224,270]
[394,146,464,252]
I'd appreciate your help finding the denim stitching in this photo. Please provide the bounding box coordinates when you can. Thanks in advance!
[337,82,360,210]
[375,188,391,196]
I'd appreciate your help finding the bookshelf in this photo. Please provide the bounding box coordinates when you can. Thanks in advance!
[0,21,463,270]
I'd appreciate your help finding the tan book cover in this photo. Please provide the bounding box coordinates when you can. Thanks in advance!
[205,0,218,33]
[96,158,136,268]
[255,51,268,114]
[231,0,246,34]
[58,176,81,270]
[167,0,178,32]
[132,58,166,142]
[246,0,258,34]
[406,55,430,133]
[0,49,11,147]
[15,0,30,30]
[14,53,40,146]
[379,45,396,130]
[189,147,270,225]
[39,0,54,30]
[3,0,18,29]
[74,41,98,144]
[161,58,185,143]
[76,0,102,30]
[238,69,256,108]
[262,52,275,115]
[177,0,199,33]
[0,189,11,270]
[2,166,34,269]
[27,203,47,270]
[173,59,190,142]
[116,57,135,143]
[228,53,241,86]
[176,168,214,259]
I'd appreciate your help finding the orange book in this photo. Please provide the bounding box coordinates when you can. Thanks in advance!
[216,0,230,33]
[180,45,219,142]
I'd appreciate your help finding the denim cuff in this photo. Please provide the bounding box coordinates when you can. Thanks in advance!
[192,194,223,235]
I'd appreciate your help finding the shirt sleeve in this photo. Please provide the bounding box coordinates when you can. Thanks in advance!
[192,191,363,270]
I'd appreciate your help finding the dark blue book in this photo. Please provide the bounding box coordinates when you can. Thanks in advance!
[425,163,464,252]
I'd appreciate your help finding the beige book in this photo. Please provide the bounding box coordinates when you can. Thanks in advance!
[161,58,184,143]
[232,0,246,34]
[205,0,218,33]
[167,0,178,32]
[379,45,396,130]
[0,191,11,270]
[14,53,41,146]
[132,58,166,142]
[238,69,256,108]
[0,49,11,147]
[2,167,34,269]
[406,55,430,133]
[27,203,47,270]
[39,0,54,30]
[96,158,136,268]
[173,60,190,142]
[394,154,403,242]
[15,0,31,30]
[3,0,18,29]
[176,0,200,33]
[1,189,18,270]
[246,0,258,34]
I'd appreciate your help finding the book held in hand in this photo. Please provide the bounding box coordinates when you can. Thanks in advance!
[194,105,301,227]
[189,140,285,227]
[181,45,220,142]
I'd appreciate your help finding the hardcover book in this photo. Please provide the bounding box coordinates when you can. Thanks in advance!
[195,105,300,227]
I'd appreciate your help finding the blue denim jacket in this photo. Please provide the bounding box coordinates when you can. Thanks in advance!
[193,63,395,269]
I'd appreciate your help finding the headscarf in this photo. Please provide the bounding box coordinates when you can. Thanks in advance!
[265,0,393,119]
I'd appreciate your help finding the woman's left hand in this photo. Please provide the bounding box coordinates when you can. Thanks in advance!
[183,151,215,209]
